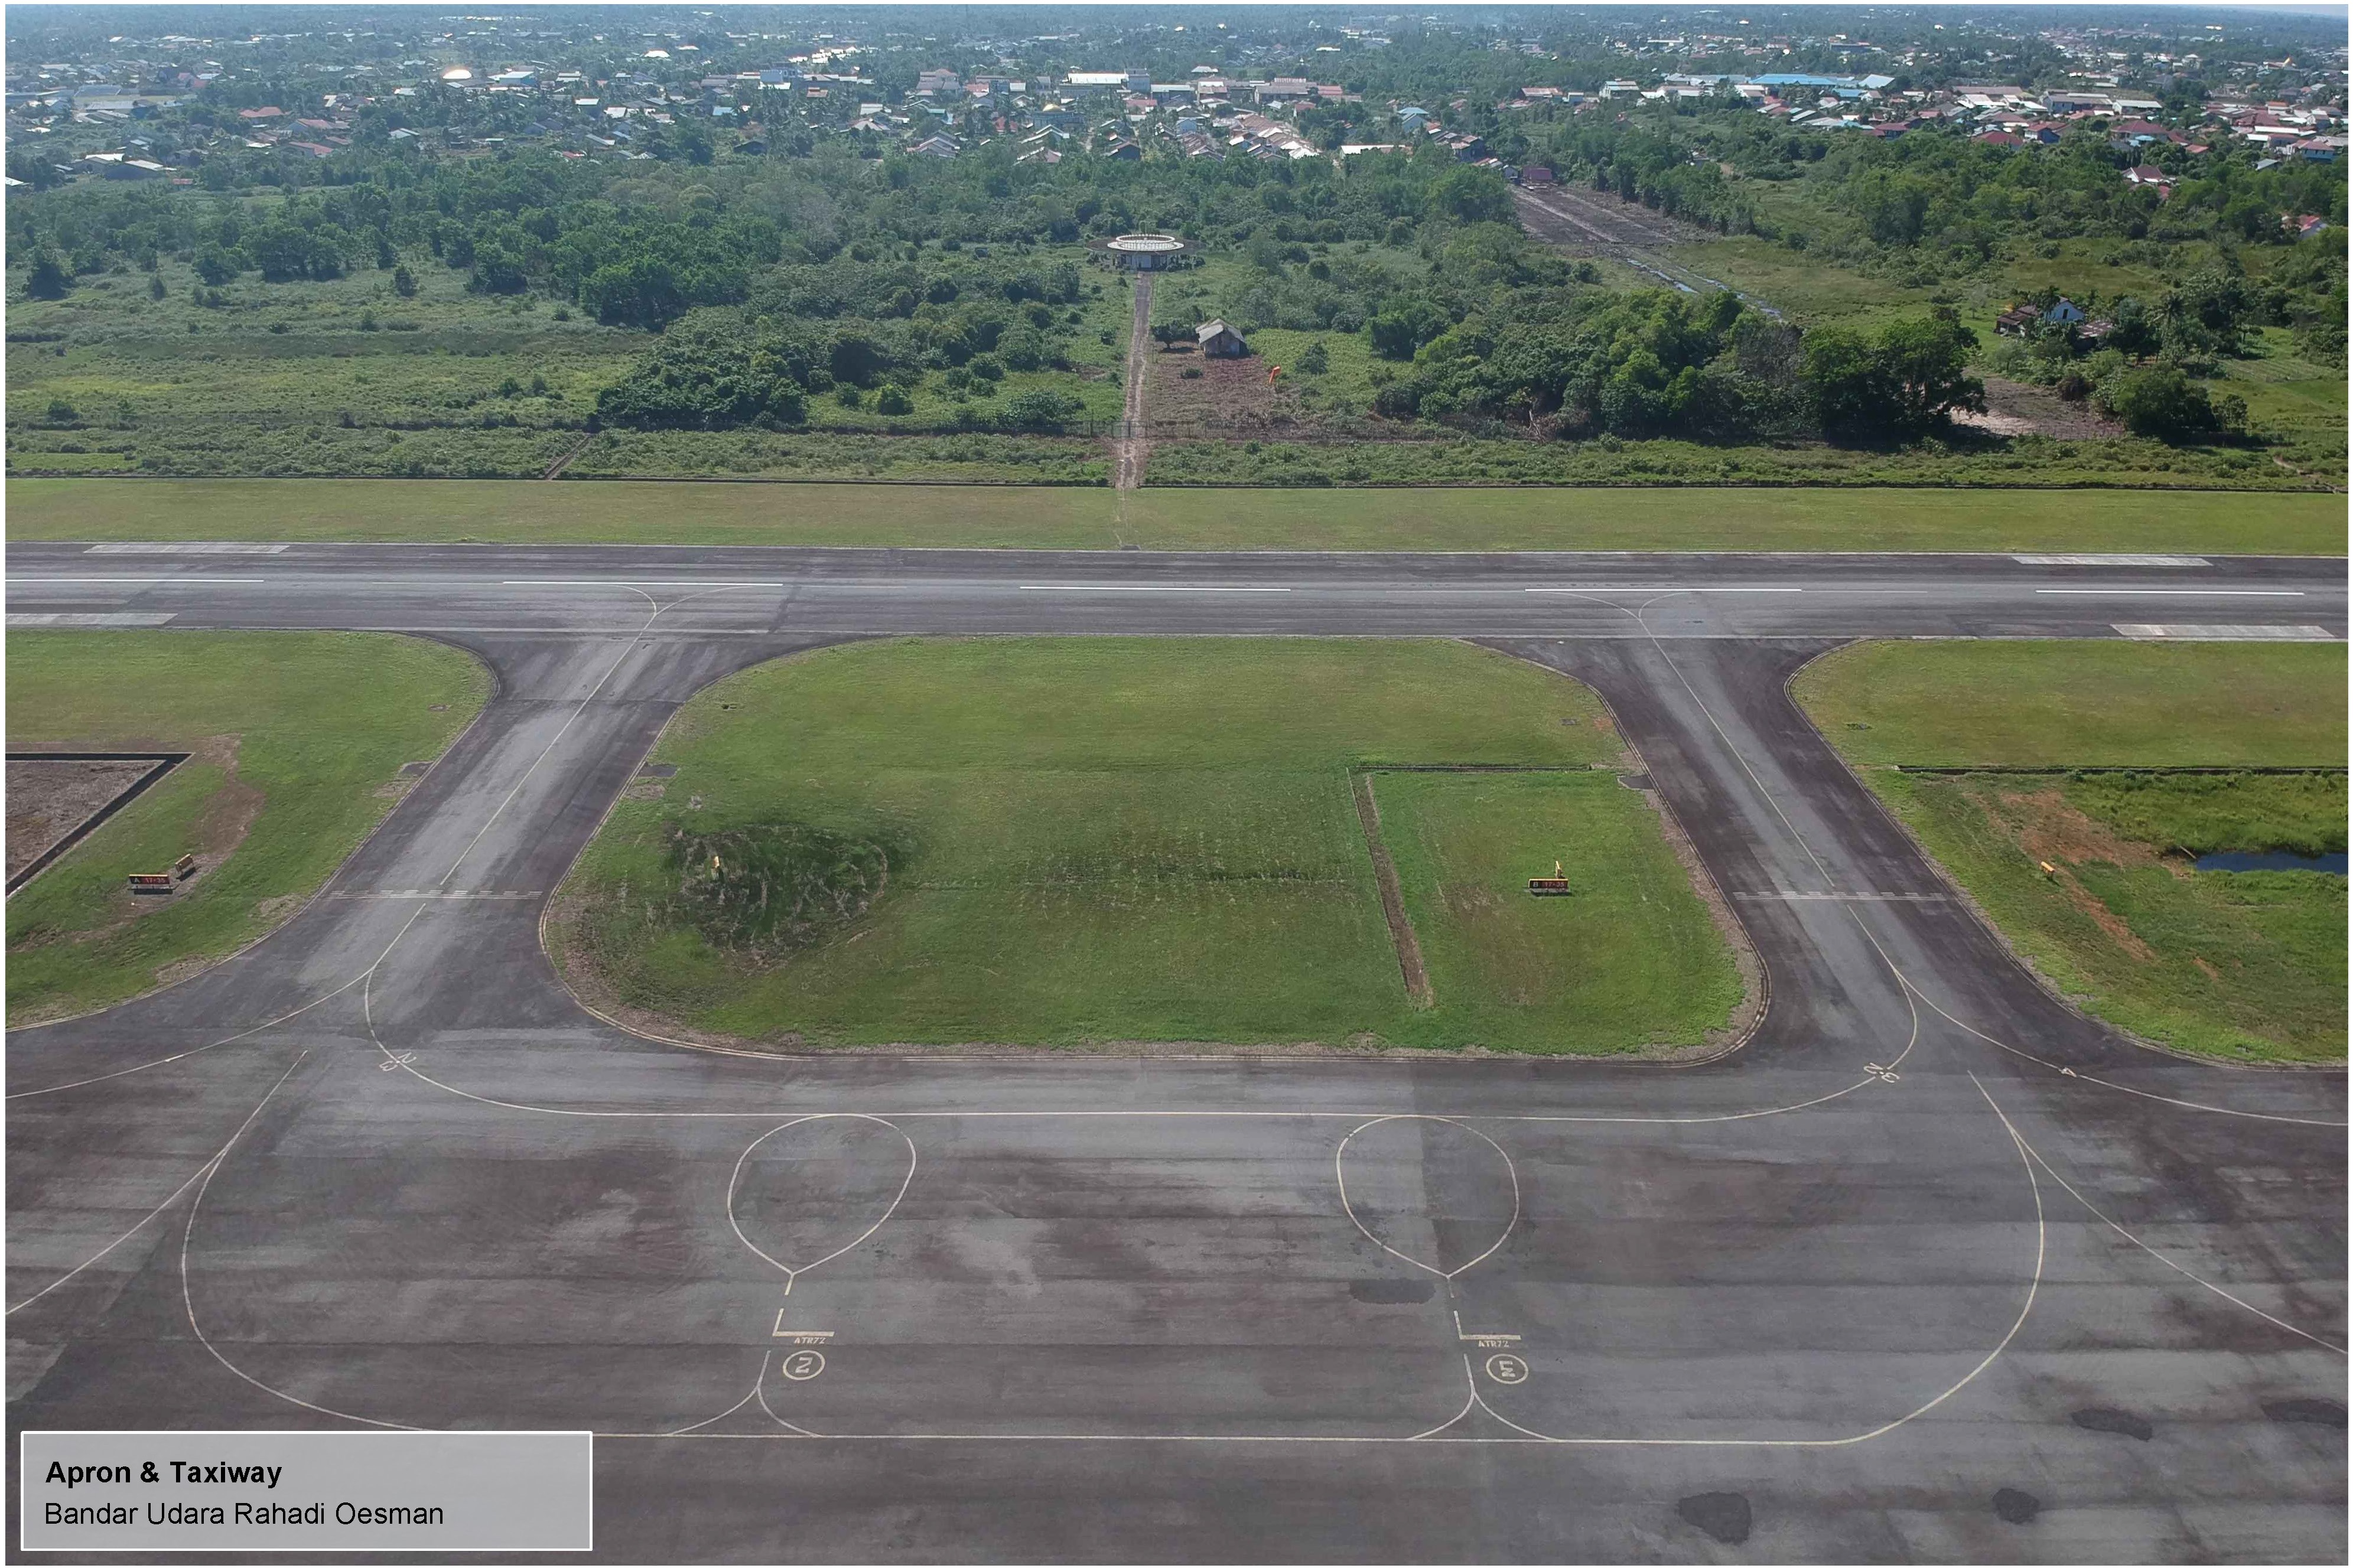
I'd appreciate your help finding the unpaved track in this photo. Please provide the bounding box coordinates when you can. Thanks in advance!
[1114,273,1153,491]
[1514,185,1780,314]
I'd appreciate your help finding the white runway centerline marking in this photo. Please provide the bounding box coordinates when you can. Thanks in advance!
[1526,586,1801,594]
[1019,584,1294,592]
[1735,891,1951,902]
[2036,588,2304,596]
[12,577,266,585]
[500,580,786,588]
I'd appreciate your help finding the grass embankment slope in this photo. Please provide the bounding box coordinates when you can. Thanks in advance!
[555,638,1742,1053]
[10,478,2344,555]
[6,631,488,1023]
[1796,641,2347,1062]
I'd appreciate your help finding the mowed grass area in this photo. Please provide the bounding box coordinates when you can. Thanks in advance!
[6,631,489,1023]
[1795,641,2347,1062]
[1795,641,2348,767]
[11,478,2344,555]
[1375,770,1743,1049]
[554,638,1740,1052]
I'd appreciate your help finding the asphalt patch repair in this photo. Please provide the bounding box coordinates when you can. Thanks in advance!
[2071,1406,2156,1441]
[1675,1491,1753,1545]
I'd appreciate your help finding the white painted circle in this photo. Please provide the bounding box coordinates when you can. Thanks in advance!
[1485,1353,1529,1385]
[780,1349,826,1381]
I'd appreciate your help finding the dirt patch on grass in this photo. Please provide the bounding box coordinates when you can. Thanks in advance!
[1981,785,2160,961]
[1953,376,2128,441]
[53,736,263,933]
[1992,785,2163,869]
[1147,344,1310,432]
[184,742,264,883]
[6,758,161,882]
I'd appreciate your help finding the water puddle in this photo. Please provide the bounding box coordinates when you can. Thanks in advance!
[2192,850,2348,875]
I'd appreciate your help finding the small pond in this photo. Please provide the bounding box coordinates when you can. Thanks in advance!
[2193,850,2349,875]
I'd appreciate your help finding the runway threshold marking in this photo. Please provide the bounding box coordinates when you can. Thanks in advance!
[2013,554,2209,567]
[85,542,289,555]
[2113,624,2340,641]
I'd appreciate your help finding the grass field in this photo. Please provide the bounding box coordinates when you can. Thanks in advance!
[1795,640,2347,1062]
[10,478,2343,555]
[554,637,1742,1053]
[6,631,489,1023]
[1792,641,2348,767]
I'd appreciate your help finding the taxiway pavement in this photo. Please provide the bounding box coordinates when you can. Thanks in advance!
[6,545,2345,1562]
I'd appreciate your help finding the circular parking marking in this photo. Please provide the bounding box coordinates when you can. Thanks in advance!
[780,1350,826,1382]
[1485,1353,1529,1386]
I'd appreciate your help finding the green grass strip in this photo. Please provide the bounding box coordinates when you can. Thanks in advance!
[7,631,490,1023]
[10,478,2345,555]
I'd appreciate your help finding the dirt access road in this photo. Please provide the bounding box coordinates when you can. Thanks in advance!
[1114,272,1153,490]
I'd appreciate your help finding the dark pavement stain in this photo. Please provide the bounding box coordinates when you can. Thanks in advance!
[2265,1398,2348,1428]
[1348,1278,1434,1304]
[2072,1407,2155,1441]
[1993,1488,2042,1524]
[1675,1492,1752,1545]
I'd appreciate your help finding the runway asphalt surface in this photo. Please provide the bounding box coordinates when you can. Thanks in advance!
[6,544,2347,1562]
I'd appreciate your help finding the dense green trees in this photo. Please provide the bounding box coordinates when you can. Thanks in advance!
[1359,280,1986,444]
[2097,365,2227,442]
[23,252,69,299]
[1803,312,1986,440]
[591,247,1108,432]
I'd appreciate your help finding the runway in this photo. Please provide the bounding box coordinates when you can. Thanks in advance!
[5,543,2345,1561]
[7,541,2347,642]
